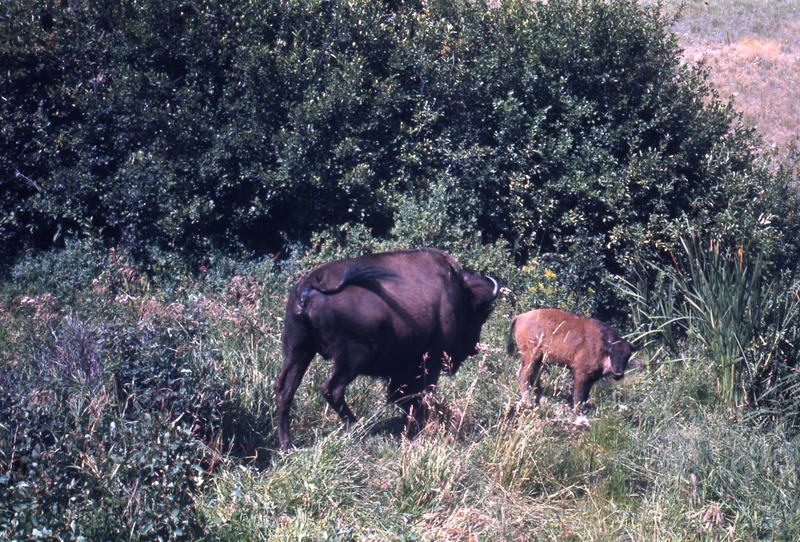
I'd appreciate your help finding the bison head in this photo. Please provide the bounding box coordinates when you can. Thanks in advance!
[464,272,499,317]
[444,272,499,372]
[605,339,643,380]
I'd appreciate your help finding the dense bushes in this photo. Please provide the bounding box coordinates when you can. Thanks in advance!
[0,243,285,538]
[3,0,797,298]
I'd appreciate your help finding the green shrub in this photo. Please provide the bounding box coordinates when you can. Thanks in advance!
[4,0,798,313]
[0,245,289,538]
[0,319,209,538]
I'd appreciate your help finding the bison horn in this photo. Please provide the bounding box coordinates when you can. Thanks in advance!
[487,276,499,298]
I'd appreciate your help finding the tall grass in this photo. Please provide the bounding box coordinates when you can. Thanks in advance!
[199,378,800,540]
[680,236,771,406]
[620,232,800,409]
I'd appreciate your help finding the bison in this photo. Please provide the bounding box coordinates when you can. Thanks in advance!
[275,248,499,450]
[507,308,642,407]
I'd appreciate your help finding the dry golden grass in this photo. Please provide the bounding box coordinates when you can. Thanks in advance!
[681,24,800,154]
[654,0,800,154]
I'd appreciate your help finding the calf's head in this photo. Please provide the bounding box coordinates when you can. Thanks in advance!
[604,338,643,380]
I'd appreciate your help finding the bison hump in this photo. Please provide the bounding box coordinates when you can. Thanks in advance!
[428,248,461,276]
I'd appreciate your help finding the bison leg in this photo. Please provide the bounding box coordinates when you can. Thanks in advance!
[320,364,358,426]
[572,374,593,409]
[274,347,315,451]
[516,348,545,407]
[387,374,432,438]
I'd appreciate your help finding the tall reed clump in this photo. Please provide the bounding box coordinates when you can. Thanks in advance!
[619,231,800,414]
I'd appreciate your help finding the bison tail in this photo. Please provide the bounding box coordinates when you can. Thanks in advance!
[506,317,517,356]
[313,266,397,294]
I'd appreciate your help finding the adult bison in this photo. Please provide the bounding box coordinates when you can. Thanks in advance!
[275,248,499,450]
[507,308,642,407]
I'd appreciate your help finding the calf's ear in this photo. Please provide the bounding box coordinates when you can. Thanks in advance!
[630,341,644,352]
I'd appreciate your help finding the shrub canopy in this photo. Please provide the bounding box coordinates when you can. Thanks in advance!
[2,0,797,290]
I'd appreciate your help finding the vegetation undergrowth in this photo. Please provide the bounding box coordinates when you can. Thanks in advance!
[2,0,800,539]
[619,229,800,420]
[2,231,800,540]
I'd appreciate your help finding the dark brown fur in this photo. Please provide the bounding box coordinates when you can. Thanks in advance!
[275,248,499,450]
[507,308,642,407]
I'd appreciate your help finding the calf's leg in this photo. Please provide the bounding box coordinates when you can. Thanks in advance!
[572,373,593,409]
[516,347,545,407]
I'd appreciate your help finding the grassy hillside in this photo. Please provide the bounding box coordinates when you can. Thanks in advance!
[657,0,800,155]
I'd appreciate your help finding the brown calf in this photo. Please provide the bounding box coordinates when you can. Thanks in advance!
[507,308,642,407]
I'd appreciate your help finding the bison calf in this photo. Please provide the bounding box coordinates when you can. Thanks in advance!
[507,308,642,407]
[275,248,499,450]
